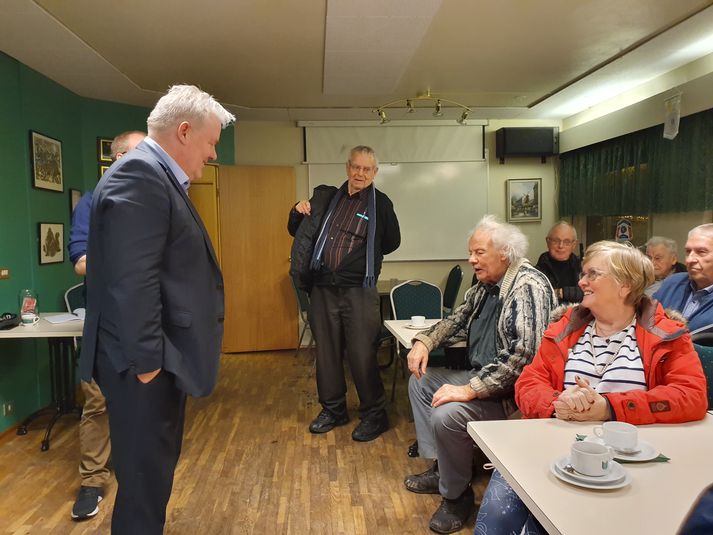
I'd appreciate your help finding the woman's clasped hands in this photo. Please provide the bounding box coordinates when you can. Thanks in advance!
[553,375,611,421]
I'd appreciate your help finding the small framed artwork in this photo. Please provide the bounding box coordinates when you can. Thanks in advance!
[30,131,63,192]
[97,137,113,162]
[69,189,82,213]
[38,222,64,265]
[506,178,542,222]
[98,163,111,179]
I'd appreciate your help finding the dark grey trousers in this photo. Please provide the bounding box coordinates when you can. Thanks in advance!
[310,285,385,419]
[408,368,507,499]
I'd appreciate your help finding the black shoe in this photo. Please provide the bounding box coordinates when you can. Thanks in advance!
[351,412,389,442]
[71,486,103,520]
[404,460,439,494]
[429,486,475,534]
[309,409,349,434]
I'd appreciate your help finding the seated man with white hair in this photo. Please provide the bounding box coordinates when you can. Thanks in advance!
[655,224,713,332]
[644,235,686,296]
[403,215,556,534]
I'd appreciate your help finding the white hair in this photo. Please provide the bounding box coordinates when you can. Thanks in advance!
[645,236,678,256]
[689,224,713,241]
[547,220,577,241]
[469,214,528,264]
[147,84,235,134]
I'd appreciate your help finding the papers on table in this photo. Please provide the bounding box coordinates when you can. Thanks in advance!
[44,312,83,324]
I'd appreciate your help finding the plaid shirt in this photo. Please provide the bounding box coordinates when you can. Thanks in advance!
[322,186,371,271]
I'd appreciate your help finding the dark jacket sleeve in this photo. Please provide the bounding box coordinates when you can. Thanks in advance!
[68,191,93,264]
[379,194,400,255]
[287,204,303,237]
[561,285,584,303]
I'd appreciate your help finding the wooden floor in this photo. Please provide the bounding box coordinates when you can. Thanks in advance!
[0,349,488,534]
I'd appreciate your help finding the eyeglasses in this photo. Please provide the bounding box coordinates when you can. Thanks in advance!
[349,163,376,174]
[547,238,575,247]
[578,268,608,282]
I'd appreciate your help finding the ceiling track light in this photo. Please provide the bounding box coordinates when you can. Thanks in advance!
[372,90,472,125]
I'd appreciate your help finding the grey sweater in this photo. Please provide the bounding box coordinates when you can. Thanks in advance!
[414,259,556,398]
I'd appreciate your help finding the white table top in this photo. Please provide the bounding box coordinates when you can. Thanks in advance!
[0,313,84,339]
[467,416,713,535]
[383,319,439,349]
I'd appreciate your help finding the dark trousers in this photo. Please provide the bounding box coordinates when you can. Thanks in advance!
[310,285,385,419]
[95,343,187,535]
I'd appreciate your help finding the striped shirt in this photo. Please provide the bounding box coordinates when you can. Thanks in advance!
[563,319,647,393]
[322,186,370,271]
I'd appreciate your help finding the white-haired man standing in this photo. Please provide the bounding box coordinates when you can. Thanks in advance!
[404,215,555,534]
[80,85,235,533]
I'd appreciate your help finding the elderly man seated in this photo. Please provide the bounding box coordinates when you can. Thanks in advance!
[535,221,583,303]
[655,224,713,331]
[645,235,686,296]
[403,215,555,534]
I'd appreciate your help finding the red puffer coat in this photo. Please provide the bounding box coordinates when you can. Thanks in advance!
[515,297,708,424]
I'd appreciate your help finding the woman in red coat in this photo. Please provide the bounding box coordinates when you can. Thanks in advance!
[474,241,708,535]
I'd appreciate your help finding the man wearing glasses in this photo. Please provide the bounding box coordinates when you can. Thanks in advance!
[288,145,400,441]
[535,221,583,303]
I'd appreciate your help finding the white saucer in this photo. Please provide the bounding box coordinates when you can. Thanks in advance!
[403,323,432,330]
[553,456,627,484]
[612,440,659,462]
[551,457,631,490]
[583,436,659,462]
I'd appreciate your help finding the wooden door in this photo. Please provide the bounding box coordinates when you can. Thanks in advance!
[188,164,221,264]
[219,165,297,352]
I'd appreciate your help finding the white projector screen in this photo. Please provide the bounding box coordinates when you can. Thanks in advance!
[308,161,489,261]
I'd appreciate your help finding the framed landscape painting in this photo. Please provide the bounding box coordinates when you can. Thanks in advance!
[31,131,63,192]
[506,178,541,222]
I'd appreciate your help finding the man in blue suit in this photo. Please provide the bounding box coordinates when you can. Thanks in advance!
[80,85,235,534]
[655,224,713,332]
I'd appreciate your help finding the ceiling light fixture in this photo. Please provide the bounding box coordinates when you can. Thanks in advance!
[372,89,472,125]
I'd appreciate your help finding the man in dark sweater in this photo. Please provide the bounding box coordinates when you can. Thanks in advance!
[288,145,400,442]
[535,221,583,303]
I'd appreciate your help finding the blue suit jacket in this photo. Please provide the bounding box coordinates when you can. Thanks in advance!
[80,140,224,397]
[654,272,713,332]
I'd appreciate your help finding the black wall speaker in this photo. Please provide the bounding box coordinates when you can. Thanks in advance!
[495,127,559,163]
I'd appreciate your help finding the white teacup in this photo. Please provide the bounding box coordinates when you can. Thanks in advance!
[570,441,613,477]
[593,421,638,453]
[21,312,39,326]
[411,315,426,327]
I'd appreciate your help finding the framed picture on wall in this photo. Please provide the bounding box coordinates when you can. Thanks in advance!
[30,131,63,192]
[69,189,82,214]
[97,137,113,162]
[98,163,111,179]
[506,178,541,222]
[38,222,64,264]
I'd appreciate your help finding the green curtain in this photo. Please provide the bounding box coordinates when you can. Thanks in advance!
[560,108,713,216]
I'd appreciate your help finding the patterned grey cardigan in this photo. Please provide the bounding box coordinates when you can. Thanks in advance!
[413,259,556,399]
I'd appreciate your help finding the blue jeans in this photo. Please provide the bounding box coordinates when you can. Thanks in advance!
[474,470,544,535]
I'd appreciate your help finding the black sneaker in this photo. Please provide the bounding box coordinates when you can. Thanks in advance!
[309,409,349,434]
[351,412,389,442]
[71,486,103,520]
[429,486,474,534]
[404,460,440,494]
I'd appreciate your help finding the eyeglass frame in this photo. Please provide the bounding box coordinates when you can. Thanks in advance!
[546,237,576,247]
[348,163,377,174]
[578,268,609,282]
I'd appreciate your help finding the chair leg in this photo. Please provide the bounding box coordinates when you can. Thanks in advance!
[295,322,307,358]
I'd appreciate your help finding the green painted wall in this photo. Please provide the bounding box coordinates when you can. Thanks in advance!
[0,51,235,433]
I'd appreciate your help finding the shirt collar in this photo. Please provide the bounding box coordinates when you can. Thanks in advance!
[143,137,191,192]
[689,278,713,295]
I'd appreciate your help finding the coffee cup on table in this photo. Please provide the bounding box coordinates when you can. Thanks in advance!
[411,315,426,327]
[593,421,639,453]
[21,312,39,326]
[570,441,613,477]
